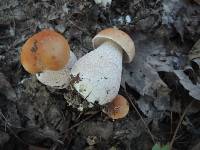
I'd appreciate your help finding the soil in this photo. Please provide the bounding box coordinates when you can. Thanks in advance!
[0,0,200,150]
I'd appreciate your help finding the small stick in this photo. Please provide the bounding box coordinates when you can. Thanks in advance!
[125,91,156,144]
[64,111,100,140]
[68,111,99,131]
[170,101,193,149]
[169,111,173,140]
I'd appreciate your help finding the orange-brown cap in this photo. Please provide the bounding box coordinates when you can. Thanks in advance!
[92,28,135,63]
[105,95,129,120]
[20,29,70,74]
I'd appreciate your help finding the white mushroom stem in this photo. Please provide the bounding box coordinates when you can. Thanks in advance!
[71,41,123,105]
[36,51,77,89]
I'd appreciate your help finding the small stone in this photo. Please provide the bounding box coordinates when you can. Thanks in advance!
[118,16,124,24]
[55,24,66,33]
[62,3,69,13]
[0,55,5,61]
[86,136,98,146]
[9,27,15,37]
[125,15,131,24]
[94,0,112,7]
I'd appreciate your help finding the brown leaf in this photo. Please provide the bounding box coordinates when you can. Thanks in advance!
[189,39,200,61]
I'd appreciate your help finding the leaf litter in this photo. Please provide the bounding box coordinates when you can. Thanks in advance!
[0,0,200,149]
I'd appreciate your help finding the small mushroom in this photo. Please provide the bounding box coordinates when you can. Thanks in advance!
[20,29,77,88]
[104,95,129,120]
[71,28,135,106]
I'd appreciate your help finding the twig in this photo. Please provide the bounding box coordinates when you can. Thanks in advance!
[61,111,100,148]
[63,111,100,141]
[66,111,100,131]
[170,101,193,149]
[169,111,173,140]
[0,111,27,144]
[10,8,16,31]
[67,19,88,33]
[0,111,63,145]
[125,91,156,144]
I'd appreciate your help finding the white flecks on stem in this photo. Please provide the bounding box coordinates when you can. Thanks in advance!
[36,51,77,89]
[71,41,123,105]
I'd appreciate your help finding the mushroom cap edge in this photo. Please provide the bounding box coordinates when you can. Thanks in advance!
[92,28,135,63]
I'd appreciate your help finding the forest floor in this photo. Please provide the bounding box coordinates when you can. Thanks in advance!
[0,0,200,150]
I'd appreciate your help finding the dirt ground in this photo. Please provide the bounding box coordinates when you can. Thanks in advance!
[0,0,200,150]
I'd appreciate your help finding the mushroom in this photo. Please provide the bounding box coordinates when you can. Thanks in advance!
[20,29,77,88]
[103,95,129,120]
[71,28,135,106]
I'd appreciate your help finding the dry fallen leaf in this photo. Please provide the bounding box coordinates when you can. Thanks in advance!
[121,33,171,116]
[173,70,200,100]
[162,0,199,41]
[189,39,200,61]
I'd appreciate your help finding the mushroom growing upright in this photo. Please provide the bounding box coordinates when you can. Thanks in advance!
[21,29,77,88]
[104,95,129,120]
[71,28,135,106]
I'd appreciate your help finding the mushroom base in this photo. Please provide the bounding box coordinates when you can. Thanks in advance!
[64,86,93,111]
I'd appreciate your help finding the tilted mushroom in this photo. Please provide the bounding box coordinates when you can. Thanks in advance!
[71,28,135,105]
[103,95,129,120]
[21,29,77,88]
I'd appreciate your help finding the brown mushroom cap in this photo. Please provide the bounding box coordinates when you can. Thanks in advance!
[105,95,129,119]
[20,29,70,74]
[92,28,135,63]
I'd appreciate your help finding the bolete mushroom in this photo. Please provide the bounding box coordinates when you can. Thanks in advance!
[20,29,77,88]
[104,95,129,119]
[71,28,135,105]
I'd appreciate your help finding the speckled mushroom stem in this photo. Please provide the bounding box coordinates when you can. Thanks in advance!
[36,51,77,89]
[71,41,123,105]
